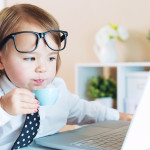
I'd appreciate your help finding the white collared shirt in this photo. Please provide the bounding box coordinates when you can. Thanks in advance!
[0,75,119,150]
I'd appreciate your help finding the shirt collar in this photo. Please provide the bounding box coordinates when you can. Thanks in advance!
[0,74,16,94]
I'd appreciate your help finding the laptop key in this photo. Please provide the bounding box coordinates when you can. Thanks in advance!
[72,126,128,150]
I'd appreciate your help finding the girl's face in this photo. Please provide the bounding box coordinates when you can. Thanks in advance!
[0,22,58,91]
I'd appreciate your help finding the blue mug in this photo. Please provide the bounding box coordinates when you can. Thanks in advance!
[33,88,59,106]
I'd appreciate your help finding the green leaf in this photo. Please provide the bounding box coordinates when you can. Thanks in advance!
[117,35,123,41]
[109,35,114,39]
[87,75,117,100]
[109,23,118,30]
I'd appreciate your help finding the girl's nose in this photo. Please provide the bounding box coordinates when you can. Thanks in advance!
[35,64,47,73]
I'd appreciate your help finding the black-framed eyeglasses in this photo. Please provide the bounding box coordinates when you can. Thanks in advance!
[0,30,68,53]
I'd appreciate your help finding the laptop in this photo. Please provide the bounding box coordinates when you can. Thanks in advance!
[35,73,150,150]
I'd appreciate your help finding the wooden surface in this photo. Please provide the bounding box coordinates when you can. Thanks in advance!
[60,125,75,132]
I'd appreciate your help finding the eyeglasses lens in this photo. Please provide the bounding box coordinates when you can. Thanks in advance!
[15,32,37,52]
[14,32,65,52]
[45,31,65,50]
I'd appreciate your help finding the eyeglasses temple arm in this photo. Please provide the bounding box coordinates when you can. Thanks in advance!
[0,35,13,49]
[60,32,68,42]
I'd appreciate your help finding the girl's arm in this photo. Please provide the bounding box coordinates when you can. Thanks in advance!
[53,78,133,126]
[67,96,133,125]
[67,96,119,125]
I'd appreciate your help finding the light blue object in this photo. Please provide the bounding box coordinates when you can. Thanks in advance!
[33,88,59,106]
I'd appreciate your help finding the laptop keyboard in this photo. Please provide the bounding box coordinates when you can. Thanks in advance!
[71,126,128,150]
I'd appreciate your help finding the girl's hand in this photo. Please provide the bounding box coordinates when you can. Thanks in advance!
[119,112,133,121]
[0,88,39,115]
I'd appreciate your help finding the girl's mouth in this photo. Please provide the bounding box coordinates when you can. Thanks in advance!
[34,79,44,84]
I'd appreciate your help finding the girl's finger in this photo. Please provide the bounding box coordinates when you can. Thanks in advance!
[20,95,38,104]
[13,88,35,98]
[21,102,40,109]
[21,108,38,114]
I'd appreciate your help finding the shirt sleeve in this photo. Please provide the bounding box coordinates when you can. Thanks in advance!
[51,77,120,125]
[67,94,119,125]
[0,89,13,126]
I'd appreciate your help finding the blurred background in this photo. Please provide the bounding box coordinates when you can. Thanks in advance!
[2,0,150,93]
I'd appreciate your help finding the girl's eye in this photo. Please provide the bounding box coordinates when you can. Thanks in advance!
[48,57,56,61]
[24,57,35,61]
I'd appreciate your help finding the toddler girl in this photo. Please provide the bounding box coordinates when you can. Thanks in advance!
[0,4,132,150]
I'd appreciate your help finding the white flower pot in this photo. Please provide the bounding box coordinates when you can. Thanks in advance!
[95,97,114,108]
[94,39,118,63]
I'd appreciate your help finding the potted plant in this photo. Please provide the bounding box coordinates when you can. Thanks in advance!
[87,75,117,108]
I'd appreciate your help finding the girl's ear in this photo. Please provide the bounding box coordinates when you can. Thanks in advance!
[0,53,5,70]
